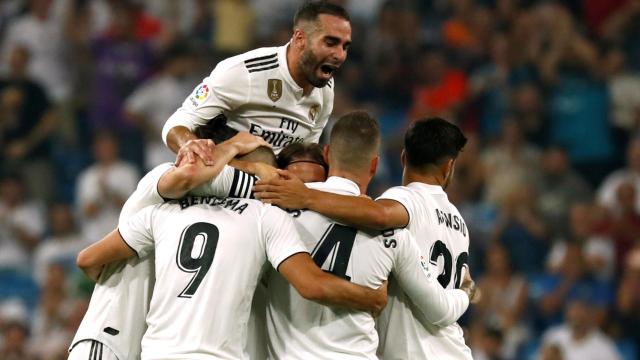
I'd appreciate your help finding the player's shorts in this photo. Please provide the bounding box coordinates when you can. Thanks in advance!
[68,340,118,360]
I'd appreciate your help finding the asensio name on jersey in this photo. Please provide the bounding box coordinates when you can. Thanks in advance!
[162,44,334,153]
[376,183,473,360]
[266,177,470,360]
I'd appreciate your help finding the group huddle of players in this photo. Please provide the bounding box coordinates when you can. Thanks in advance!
[66,2,478,359]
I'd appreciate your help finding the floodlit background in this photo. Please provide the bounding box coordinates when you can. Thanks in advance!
[0,0,639,359]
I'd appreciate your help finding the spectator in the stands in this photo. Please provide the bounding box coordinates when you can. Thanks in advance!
[598,137,640,214]
[0,45,58,201]
[32,203,84,284]
[0,173,45,271]
[539,298,621,360]
[75,131,138,244]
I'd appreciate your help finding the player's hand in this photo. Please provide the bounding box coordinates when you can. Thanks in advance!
[225,131,271,155]
[460,269,480,304]
[371,281,388,317]
[176,139,216,166]
[253,169,309,209]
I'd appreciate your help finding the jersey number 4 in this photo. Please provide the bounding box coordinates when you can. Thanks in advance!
[176,222,220,298]
[311,224,357,281]
[429,240,469,289]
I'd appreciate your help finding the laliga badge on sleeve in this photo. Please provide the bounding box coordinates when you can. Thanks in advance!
[420,256,434,282]
[190,83,210,106]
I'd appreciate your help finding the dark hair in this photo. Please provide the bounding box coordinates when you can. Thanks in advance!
[404,118,467,169]
[329,111,380,170]
[194,114,238,144]
[293,1,350,27]
[277,142,327,173]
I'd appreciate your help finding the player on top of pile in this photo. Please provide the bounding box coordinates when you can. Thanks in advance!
[163,1,351,164]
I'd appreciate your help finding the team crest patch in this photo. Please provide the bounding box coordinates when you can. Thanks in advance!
[309,104,320,122]
[192,83,210,104]
[267,79,282,102]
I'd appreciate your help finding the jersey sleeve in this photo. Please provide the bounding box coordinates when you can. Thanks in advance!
[392,231,469,327]
[162,61,250,145]
[261,205,309,271]
[118,206,156,258]
[306,84,334,143]
[376,186,416,226]
[118,163,173,226]
[189,165,258,199]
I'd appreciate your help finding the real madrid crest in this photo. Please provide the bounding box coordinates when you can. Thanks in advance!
[267,79,282,102]
[309,104,320,123]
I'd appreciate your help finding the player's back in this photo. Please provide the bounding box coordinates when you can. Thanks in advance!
[70,163,172,359]
[120,195,303,360]
[267,177,423,360]
[377,182,472,359]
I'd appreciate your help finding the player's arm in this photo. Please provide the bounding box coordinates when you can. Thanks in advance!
[254,170,409,230]
[79,207,155,281]
[392,234,476,327]
[278,253,387,315]
[163,62,250,165]
[158,132,270,199]
[76,229,136,281]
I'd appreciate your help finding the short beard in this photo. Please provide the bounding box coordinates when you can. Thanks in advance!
[299,48,329,88]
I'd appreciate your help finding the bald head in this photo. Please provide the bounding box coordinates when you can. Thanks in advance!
[328,111,380,172]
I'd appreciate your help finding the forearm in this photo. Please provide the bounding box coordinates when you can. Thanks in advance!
[304,190,397,230]
[309,272,385,313]
[81,264,104,282]
[399,269,470,326]
[166,126,198,153]
[159,143,241,199]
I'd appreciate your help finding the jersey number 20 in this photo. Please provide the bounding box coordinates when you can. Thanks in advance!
[429,240,469,289]
[176,222,220,298]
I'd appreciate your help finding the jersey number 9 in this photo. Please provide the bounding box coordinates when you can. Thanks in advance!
[176,222,220,298]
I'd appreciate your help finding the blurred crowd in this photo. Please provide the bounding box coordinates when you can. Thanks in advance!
[0,0,639,359]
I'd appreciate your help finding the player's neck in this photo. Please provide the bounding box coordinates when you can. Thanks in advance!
[286,45,313,95]
[328,169,370,195]
[402,170,444,189]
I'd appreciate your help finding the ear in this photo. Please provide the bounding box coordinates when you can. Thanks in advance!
[370,155,379,177]
[442,158,455,179]
[400,149,406,168]
[323,144,330,164]
[292,28,306,50]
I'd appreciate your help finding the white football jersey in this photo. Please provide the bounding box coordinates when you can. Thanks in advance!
[120,197,307,360]
[70,163,173,360]
[266,177,470,360]
[162,44,334,153]
[376,183,473,360]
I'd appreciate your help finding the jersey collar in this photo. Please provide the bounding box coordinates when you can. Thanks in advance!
[278,43,307,100]
[406,182,447,196]
[308,176,360,196]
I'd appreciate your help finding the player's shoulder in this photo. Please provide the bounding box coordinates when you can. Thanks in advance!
[214,46,281,74]
[138,163,173,187]
[377,184,415,201]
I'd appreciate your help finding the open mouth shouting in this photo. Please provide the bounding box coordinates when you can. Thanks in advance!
[318,63,339,81]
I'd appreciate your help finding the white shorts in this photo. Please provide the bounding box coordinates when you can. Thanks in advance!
[68,340,118,360]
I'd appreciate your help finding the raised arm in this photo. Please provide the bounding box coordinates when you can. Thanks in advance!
[158,132,270,199]
[278,253,387,315]
[254,170,409,230]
